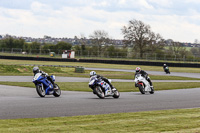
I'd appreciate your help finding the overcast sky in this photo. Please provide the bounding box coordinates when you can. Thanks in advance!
[0,0,200,43]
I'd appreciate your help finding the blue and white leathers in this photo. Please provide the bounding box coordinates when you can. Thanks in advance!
[32,73,55,95]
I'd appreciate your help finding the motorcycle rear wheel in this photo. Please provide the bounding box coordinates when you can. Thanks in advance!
[138,84,145,94]
[94,86,105,99]
[53,84,61,97]
[36,84,45,97]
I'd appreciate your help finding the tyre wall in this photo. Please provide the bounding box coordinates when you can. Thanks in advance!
[0,55,199,68]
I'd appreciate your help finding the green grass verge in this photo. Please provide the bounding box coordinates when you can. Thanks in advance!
[0,64,199,80]
[1,82,200,92]
[1,59,200,73]
[1,108,200,133]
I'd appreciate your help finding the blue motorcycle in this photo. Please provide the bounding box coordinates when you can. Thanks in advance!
[89,76,120,99]
[32,73,61,97]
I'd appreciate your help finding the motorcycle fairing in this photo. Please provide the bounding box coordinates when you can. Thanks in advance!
[33,73,54,95]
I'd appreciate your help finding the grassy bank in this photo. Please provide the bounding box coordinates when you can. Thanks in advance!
[1,108,200,133]
[0,64,199,80]
[1,82,200,92]
[1,59,200,73]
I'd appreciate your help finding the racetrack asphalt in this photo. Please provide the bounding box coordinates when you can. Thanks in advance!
[0,68,200,82]
[0,76,200,83]
[1,84,200,119]
[1,68,200,119]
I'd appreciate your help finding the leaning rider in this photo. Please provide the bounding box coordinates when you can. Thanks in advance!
[163,64,168,70]
[90,71,115,90]
[32,66,56,88]
[134,67,153,89]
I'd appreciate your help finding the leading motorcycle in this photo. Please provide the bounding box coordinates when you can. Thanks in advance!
[89,76,120,99]
[134,74,154,94]
[32,73,61,97]
[164,66,170,74]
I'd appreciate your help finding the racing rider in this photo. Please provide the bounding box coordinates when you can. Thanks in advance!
[134,67,153,89]
[90,71,115,91]
[163,64,168,70]
[32,66,56,88]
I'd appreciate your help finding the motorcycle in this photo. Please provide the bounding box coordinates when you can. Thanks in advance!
[89,76,120,99]
[164,66,170,74]
[32,73,61,97]
[134,74,154,94]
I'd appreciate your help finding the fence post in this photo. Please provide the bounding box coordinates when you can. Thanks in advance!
[146,53,147,60]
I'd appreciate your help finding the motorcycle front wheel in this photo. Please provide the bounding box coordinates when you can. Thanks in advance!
[53,84,61,97]
[94,86,105,99]
[138,84,145,94]
[113,88,120,98]
[36,84,45,97]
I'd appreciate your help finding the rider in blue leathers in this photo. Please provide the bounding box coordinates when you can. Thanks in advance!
[33,66,56,88]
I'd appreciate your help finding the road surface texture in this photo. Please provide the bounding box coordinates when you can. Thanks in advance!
[1,84,200,119]
[1,68,200,119]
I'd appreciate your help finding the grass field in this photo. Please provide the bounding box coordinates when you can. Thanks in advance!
[1,59,200,73]
[1,63,200,80]
[1,82,200,92]
[1,58,200,132]
[1,108,200,133]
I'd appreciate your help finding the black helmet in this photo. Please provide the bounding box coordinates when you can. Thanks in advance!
[33,66,39,74]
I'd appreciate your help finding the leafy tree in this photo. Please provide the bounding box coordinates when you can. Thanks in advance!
[28,42,41,54]
[42,44,56,54]
[190,47,198,56]
[121,19,164,58]
[107,45,115,57]
[0,37,15,49]
[106,45,127,58]
[54,41,72,54]
[56,41,72,50]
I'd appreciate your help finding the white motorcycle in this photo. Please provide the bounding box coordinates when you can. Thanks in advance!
[134,74,154,94]
[89,76,120,99]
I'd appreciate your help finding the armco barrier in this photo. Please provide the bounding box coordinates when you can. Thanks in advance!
[0,55,200,68]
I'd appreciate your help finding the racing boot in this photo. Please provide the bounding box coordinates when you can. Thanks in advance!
[150,86,154,94]
[110,85,116,93]
[53,83,58,90]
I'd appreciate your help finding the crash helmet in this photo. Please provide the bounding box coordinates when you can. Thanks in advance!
[33,66,39,74]
[136,67,141,72]
[164,64,166,66]
[90,71,96,77]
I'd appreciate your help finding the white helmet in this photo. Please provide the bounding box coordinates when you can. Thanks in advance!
[90,71,96,77]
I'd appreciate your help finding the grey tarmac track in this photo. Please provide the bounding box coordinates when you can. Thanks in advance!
[1,84,200,119]
[1,68,200,119]
[86,68,200,79]
[0,68,199,82]
[1,76,200,82]
[0,76,200,82]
